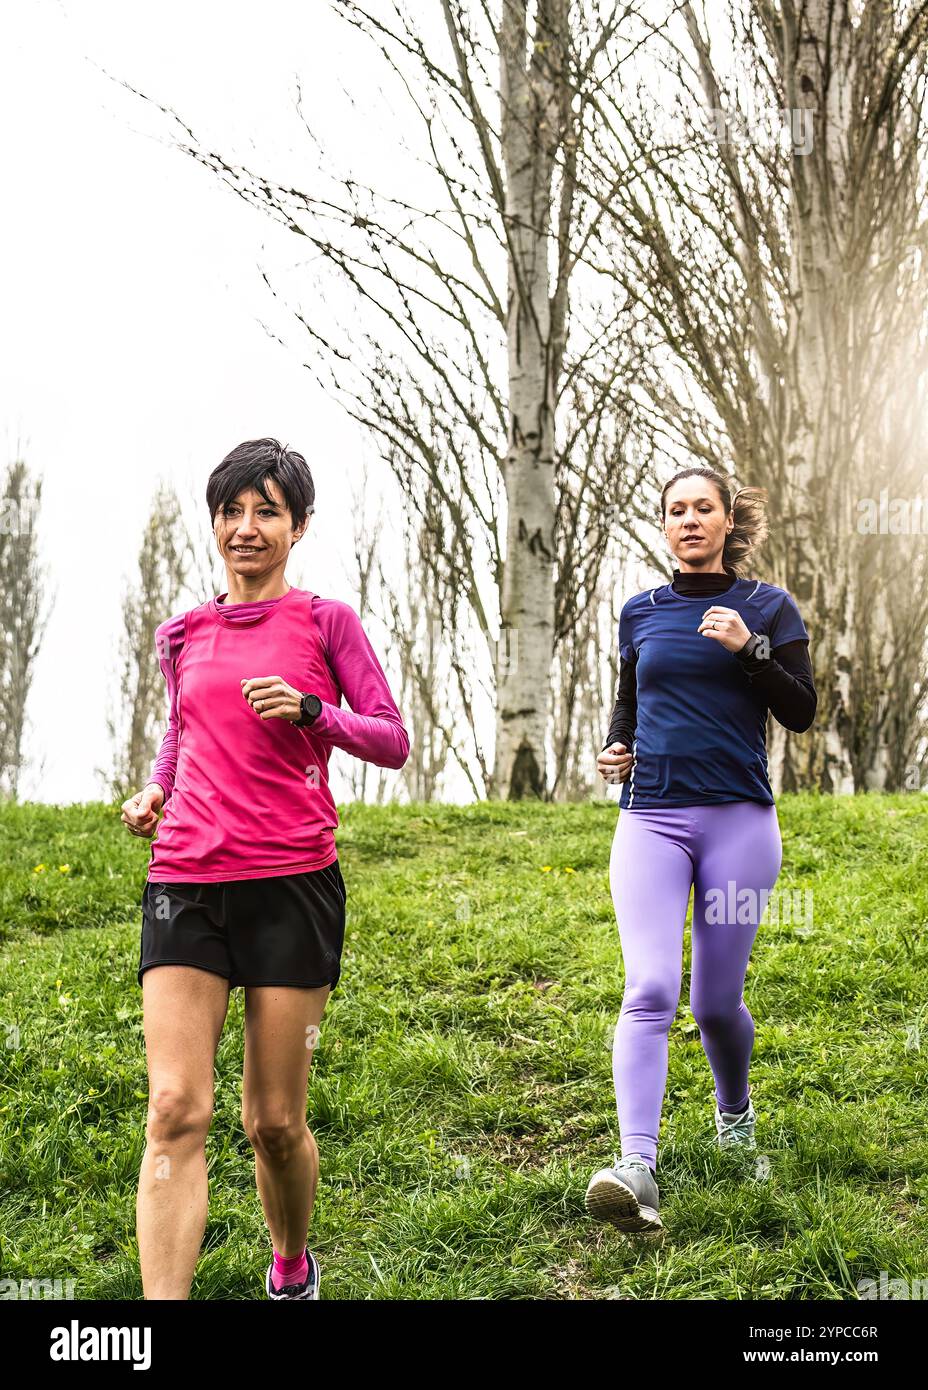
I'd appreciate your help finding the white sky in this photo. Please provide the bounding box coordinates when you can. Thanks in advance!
[2,0,441,803]
[2,0,695,806]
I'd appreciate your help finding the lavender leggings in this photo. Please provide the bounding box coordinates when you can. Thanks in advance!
[609,802,782,1168]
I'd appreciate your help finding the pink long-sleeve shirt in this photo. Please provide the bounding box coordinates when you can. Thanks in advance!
[145,585,409,882]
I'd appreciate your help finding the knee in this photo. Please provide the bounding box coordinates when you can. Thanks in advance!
[620,978,680,1026]
[243,1111,307,1160]
[146,1087,212,1147]
[691,999,749,1034]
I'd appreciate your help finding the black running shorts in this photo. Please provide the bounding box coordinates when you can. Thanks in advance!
[138,859,347,991]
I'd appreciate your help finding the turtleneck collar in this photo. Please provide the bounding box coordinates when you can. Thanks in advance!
[671,568,736,596]
[208,586,298,628]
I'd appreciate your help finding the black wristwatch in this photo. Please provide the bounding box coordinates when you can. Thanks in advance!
[296,692,322,726]
[737,632,766,661]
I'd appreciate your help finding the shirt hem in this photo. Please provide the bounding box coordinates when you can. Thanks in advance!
[147,851,338,883]
[621,794,775,808]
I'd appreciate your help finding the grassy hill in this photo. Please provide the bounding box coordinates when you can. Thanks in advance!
[1,793,926,1299]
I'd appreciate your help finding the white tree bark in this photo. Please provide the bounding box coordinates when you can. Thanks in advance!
[494,0,565,797]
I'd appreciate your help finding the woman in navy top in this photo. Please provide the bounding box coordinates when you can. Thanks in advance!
[583,468,816,1238]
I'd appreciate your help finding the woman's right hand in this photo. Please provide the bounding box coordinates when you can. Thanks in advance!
[121,783,165,838]
[597,742,634,784]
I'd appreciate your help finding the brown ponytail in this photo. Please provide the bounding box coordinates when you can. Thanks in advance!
[724,485,768,578]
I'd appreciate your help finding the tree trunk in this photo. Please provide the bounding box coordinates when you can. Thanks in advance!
[776,0,857,792]
[494,0,565,799]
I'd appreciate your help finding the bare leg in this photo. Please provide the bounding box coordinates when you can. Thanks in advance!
[241,985,330,1258]
[136,965,230,1299]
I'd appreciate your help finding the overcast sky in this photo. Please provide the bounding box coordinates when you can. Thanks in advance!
[2,1,690,806]
[2,0,445,803]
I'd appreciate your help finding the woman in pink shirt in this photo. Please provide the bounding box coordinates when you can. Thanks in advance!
[121,437,409,1301]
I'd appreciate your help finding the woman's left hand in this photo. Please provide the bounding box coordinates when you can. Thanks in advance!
[241,676,303,722]
[697,606,752,653]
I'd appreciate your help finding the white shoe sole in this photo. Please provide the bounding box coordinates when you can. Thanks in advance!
[584,1170,663,1236]
[717,1134,756,1151]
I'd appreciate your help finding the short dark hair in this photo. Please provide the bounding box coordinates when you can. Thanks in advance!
[206,438,315,531]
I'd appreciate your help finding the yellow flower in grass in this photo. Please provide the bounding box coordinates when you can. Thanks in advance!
[34,864,46,873]
[541,865,552,873]
[563,866,576,874]
[58,864,70,873]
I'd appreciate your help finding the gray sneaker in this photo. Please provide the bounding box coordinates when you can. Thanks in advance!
[715,1100,757,1150]
[584,1154,662,1235]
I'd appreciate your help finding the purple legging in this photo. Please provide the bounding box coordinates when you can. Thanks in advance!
[609,802,782,1168]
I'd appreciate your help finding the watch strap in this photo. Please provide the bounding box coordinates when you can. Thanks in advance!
[736,632,770,671]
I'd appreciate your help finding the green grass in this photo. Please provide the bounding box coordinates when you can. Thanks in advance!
[1,793,926,1299]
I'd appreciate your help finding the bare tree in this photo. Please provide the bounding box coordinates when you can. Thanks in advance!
[384,462,481,800]
[579,0,928,791]
[106,2,928,795]
[182,499,225,607]
[99,481,189,803]
[338,460,393,804]
[0,456,52,801]
[109,1,656,800]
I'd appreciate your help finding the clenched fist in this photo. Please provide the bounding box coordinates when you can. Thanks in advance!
[121,783,165,839]
[240,675,303,722]
[597,742,634,784]
[697,605,752,653]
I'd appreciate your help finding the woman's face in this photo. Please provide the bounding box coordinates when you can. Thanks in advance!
[213,476,308,577]
[662,478,732,569]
